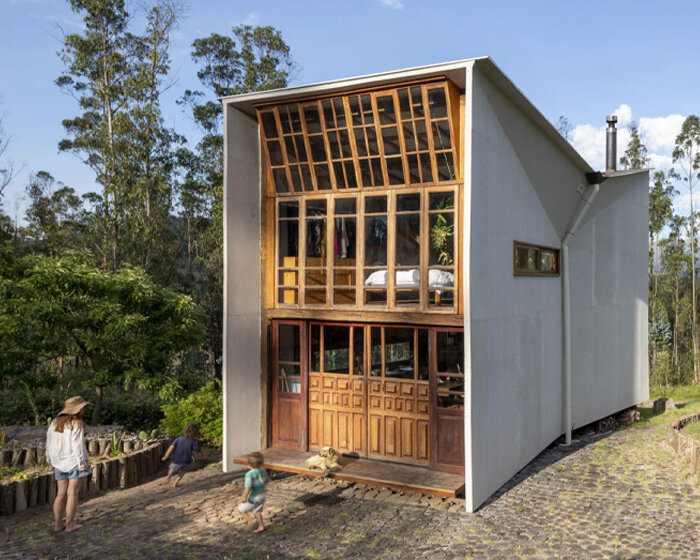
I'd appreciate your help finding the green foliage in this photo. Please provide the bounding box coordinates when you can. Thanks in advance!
[138,430,148,440]
[110,431,125,457]
[150,429,158,439]
[159,381,222,447]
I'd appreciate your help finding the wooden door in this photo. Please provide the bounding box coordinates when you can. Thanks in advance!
[271,321,307,449]
[367,326,430,465]
[430,329,465,474]
[308,323,367,455]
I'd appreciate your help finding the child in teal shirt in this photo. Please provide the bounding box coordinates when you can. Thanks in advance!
[237,452,268,532]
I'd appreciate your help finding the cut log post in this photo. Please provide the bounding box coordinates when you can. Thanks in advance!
[1,449,12,466]
[46,476,58,505]
[90,463,101,494]
[108,458,118,489]
[151,446,160,473]
[0,482,14,515]
[88,439,99,455]
[35,447,46,466]
[123,440,134,454]
[98,438,110,456]
[118,457,128,488]
[100,461,110,490]
[23,447,36,468]
[11,448,25,467]
[127,454,138,487]
[36,473,48,506]
[47,476,57,505]
[29,477,38,508]
[139,450,149,479]
[14,480,28,512]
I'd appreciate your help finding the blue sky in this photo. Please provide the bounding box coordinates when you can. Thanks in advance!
[1,0,698,218]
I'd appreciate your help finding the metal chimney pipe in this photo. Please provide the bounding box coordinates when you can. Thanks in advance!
[606,115,617,171]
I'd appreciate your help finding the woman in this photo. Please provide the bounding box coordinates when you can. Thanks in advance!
[46,396,91,533]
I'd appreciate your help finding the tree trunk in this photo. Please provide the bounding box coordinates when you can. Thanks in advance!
[92,386,104,425]
[691,189,699,385]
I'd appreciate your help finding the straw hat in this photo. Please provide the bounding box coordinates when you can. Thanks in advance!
[59,395,91,416]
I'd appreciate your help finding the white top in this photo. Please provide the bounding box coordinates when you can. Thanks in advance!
[45,420,89,473]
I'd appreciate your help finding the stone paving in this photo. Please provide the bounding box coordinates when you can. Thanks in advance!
[1,424,699,559]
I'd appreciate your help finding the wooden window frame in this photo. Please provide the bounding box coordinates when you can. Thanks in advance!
[513,240,560,277]
[274,186,459,313]
[257,80,461,194]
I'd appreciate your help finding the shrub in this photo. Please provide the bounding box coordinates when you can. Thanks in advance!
[159,381,222,447]
[100,387,164,431]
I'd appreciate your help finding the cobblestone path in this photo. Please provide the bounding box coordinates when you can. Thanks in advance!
[1,425,698,559]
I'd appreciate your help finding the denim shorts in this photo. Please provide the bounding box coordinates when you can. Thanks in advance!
[169,462,189,475]
[55,466,90,481]
[238,499,264,515]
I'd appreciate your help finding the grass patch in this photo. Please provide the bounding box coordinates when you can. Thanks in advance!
[633,399,700,429]
[682,420,700,441]
[649,384,700,401]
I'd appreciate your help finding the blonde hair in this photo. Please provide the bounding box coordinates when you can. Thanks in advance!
[54,411,85,433]
[247,452,264,469]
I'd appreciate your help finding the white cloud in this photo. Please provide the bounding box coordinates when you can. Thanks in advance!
[570,106,686,173]
[639,114,685,153]
[612,104,633,128]
[243,12,259,25]
[377,0,404,9]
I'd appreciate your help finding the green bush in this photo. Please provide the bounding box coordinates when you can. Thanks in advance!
[100,387,164,431]
[159,381,222,447]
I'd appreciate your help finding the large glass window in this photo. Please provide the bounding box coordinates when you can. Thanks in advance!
[259,81,459,193]
[278,324,301,393]
[368,326,429,381]
[436,331,464,408]
[310,324,364,376]
[276,188,458,311]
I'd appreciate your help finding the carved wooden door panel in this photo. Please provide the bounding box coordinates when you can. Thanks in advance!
[367,326,430,465]
[308,323,367,456]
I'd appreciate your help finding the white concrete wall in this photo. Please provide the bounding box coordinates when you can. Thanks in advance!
[222,104,263,471]
[466,68,586,511]
[568,173,649,428]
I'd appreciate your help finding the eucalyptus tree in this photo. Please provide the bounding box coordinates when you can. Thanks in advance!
[178,24,296,376]
[56,0,137,271]
[671,115,700,385]
[648,171,675,294]
[23,171,86,256]
[619,124,649,170]
[0,112,18,203]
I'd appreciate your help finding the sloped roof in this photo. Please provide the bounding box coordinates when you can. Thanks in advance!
[220,56,594,175]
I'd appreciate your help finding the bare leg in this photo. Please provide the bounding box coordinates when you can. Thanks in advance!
[161,470,173,485]
[172,474,184,488]
[65,478,83,533]
[53,479,68,532]
[253,512,265,533]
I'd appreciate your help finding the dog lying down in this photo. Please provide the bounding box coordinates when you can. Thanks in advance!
[305,446,343,476]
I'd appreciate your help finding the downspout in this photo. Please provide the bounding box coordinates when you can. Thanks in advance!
[561,174,604,444]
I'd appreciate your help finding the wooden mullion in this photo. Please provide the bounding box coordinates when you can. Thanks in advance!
[299,197,307,305]
[390,89,409,187]
[349,325,355,376]
[318,99,340,191]
[258,109,280,197]
[380,327,386,378]
[420,189,428,311]
[298,102,319,192]
[357,193,365,309]
[371,92,390,187]
[446,81,462,182]
[325,192,332,308]
[413,328,418,380]
[271,107,296,194]
[423,84,440,186]
[344,97,363,190]
[320,324,325,373]
[387,191,396,309]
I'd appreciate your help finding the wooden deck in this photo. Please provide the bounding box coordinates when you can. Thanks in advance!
[234,447,465,498]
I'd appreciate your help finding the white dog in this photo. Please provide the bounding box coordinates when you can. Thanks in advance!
[305,446,342,476]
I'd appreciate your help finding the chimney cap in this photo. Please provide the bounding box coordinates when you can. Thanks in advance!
[606,115,618,125]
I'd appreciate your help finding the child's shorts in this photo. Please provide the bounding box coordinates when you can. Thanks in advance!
[54,466,91,481]
[169,462,189,475]
[238,500,264,515]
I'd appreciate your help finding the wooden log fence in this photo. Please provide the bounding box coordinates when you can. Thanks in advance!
[0,440,170,517]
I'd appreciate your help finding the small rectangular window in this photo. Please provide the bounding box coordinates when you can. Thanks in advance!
[513,241,560,276]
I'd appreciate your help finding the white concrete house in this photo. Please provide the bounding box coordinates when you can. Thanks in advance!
[221,57,649,512]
